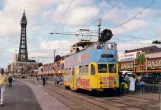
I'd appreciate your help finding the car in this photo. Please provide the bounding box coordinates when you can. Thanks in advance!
[119,71,133,77]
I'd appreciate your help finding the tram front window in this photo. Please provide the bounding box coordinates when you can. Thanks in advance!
[109,64,116,73]
[98,64,107,73]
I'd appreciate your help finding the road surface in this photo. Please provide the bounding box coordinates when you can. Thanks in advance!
[1,80,41,110]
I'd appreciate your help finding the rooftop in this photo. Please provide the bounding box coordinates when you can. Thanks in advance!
[125,46,161,54]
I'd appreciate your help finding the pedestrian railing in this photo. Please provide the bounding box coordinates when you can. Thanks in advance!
[136,81,161,93]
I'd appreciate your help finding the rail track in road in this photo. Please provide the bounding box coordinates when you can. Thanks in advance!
[45,84,154,110]
[26,80,159,110]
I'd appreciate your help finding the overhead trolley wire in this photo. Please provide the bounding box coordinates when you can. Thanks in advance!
[111,0,156,29]
[87,0,124,28]
[43,0,74,47]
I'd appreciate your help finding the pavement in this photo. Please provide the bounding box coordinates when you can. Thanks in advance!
[0,80,41,110]
[20,79,70,110]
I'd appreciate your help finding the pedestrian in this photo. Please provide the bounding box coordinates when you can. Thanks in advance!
[45,75,48,84]
[140,79,146,93]
[42,75,46,86]
[0,68,9,106]
[136,74,142,91]
[129,75,136,94]
[8,74,13,87]
[34,76,38,85]
[36,76,39,85]
[121,80,128,95]
[118,72,123,93]
[124,73,129,85]
[55,76,59,85]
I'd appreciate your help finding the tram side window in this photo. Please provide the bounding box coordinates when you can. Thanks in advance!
[67,69,70,75]
[91,64,96,75]
[83,66,86,75]
[98,64,107,73]
[109,64,116,73]
[79,66,82,75]
[69,68,71,75]
[86,65,89,75]
[72,68,75,75]
[64,69,67,75]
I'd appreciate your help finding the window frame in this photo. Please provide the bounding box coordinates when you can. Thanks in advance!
[98,64,108,73]
[108,64,117,73]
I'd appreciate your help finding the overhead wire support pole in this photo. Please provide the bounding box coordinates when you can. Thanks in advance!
[97,19,101,41]
[53,49,56,62]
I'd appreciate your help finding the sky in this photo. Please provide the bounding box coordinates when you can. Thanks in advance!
[0,0,161,68]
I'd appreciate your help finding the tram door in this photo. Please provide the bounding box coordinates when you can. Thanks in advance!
[71,68,75,89]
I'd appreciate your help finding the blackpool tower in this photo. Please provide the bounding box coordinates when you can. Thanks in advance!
[18,10,28,62]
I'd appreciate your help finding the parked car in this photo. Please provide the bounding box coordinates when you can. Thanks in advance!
[119,71,133,77]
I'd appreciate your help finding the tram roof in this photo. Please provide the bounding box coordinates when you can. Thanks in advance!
[72,40,96,47]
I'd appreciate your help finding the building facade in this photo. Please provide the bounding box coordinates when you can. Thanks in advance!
[119,46,161,73]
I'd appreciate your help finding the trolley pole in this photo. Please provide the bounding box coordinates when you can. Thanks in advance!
[97,19,101,41]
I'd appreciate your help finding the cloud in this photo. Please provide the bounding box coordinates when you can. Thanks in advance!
[43,0,99,26]
[155,27,161,40]
[40,38,78,56]
[112,19,148,34]
[29,52,51,58]
[0,0,55,38]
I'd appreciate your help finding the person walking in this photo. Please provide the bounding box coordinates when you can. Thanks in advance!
[36,76,39,85]
[0,68,9,106]
[42,75,46,86]
[118,72,123,94]
[140,79,146,93]
[124,73,129,84]
[121,80,128,95]
[129,75,136,94]
[8,74,13,87]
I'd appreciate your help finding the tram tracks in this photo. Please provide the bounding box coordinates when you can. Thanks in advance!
[26,80,157,110]
[45,84,147,110]
[46,86,109,110]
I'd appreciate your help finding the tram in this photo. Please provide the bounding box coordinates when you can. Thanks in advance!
[63,38,119,93]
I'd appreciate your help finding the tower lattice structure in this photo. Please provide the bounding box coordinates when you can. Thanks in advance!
[18,10,28,62]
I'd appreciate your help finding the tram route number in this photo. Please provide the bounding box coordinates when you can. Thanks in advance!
[79,79,90,87]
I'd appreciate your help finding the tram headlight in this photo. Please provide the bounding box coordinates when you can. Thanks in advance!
[100,81,103,84]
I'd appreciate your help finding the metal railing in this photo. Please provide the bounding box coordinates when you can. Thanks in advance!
[136,81,160,93]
